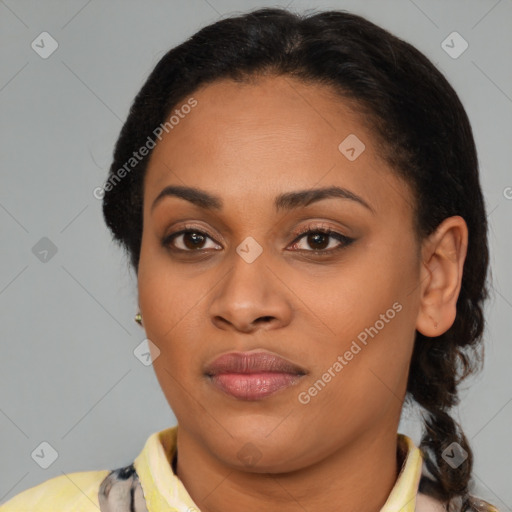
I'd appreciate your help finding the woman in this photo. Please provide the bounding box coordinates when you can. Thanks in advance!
[0,7,499,512]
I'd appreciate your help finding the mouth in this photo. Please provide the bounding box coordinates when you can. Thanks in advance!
[204,351,308,401]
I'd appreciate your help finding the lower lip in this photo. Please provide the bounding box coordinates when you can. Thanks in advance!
[208,372,303,400]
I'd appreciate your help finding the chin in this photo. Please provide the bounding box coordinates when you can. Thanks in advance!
[204,426,310,473]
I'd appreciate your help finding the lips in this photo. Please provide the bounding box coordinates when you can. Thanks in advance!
[204,351,307,401]
[205,351,307,376]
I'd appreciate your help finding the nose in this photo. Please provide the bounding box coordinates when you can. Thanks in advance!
[208,257,293,334]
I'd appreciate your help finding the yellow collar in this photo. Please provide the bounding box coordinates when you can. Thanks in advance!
[134,427,424,512]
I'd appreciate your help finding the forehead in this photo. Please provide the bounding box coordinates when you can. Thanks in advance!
[143,75,413,219]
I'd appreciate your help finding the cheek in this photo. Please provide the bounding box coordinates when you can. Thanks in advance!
[138,234,195,331]
[138,272,203,357]
[295,303,415,440]
[297,234,418,400]
[137,257,225,397]
[298,233,417,349]
[137,245,195,367]
[137,259,204,416]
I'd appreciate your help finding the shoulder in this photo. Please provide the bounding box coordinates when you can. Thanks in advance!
[0,469,110,511]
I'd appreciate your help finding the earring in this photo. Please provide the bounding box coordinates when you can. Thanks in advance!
[134,312,143,326]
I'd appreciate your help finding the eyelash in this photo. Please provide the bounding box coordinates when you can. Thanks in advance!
[162,223,355,256]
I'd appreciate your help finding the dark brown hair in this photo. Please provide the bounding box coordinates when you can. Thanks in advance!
[102,7,495,512]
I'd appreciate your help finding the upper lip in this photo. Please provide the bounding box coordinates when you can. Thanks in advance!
[204,351,307,376]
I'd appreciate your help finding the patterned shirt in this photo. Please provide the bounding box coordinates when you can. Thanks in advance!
[0,426,453,511]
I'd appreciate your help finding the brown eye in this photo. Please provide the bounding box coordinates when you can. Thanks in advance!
[305,232,330,250]
[182,231,208,250]
[162,229,221,252]
[289,228,355,254]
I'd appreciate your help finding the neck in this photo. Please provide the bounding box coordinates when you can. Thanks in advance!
[175,423,401,512]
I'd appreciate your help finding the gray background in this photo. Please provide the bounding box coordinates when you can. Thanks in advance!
[0,0,511,509]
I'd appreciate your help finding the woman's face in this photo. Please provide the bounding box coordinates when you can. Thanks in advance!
[138,75,422,472]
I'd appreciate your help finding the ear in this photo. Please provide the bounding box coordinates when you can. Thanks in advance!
[416,216,468,337]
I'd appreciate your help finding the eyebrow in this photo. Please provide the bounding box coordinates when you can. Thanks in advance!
[151,185,375,214]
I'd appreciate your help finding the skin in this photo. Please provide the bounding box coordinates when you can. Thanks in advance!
[137,75,468,512]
